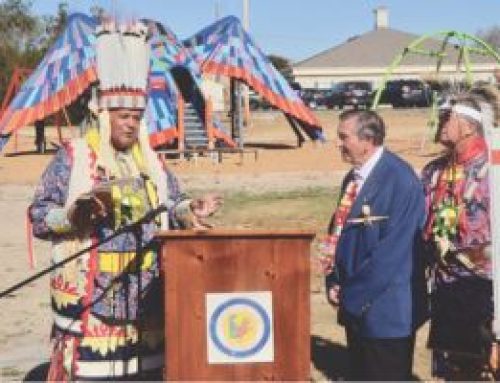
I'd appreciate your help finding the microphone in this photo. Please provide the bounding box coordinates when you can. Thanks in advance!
[137,204,168,225]
[0,204,170,300]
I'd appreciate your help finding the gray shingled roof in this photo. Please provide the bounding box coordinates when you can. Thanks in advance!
[294,28,496,68]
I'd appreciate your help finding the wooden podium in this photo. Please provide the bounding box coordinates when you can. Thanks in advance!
[156,229,315,381]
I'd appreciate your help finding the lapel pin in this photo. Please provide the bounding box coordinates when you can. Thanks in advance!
[347,203,389,225]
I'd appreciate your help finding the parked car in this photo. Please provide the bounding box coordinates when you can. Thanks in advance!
[290,81,302,92]
[249,92,274,110]
[378,79,432,108]
[325,81,373,109]
[249,93,260,110]
[299,88,331,109]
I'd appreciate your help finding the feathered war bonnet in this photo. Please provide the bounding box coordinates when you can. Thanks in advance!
[95,19,149,109]
[91,18,168,229]
[91,18,156,173]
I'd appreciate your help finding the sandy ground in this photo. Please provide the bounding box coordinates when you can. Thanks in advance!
[0,108,439,380]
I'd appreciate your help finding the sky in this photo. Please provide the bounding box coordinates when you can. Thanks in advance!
[32,0,500,63]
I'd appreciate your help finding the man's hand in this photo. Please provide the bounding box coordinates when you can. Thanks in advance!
[190,193,223,218]
[327,285,340,306]
[317,255,334,275]
[490,342,499,372]
[67,193,110,234]
[190,193,223,229]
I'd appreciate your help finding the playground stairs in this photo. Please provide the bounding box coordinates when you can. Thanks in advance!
[183,102,208,149]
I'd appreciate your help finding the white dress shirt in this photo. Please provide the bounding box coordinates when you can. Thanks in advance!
[353,146,384,193]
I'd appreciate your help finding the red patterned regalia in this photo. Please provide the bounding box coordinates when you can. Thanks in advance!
[422,136,492,378]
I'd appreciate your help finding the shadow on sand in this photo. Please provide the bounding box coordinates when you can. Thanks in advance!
[22,337,420,381]
[245,142,297,150]
[23,362,49,381]
[311,334,350,380]
[310,334,421,381]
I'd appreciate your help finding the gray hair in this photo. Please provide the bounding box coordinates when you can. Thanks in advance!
[339,109,386,146]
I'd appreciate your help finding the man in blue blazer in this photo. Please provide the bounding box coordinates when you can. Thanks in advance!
[325,109,427,380]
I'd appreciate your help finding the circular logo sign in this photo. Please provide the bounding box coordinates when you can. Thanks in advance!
[209,297,271,358]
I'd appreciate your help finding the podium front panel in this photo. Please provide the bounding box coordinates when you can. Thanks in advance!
[157,230,314,380]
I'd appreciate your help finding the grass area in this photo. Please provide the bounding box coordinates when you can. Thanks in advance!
[210,186,339,236]
[209,186,340,296]
[1,366,22,378]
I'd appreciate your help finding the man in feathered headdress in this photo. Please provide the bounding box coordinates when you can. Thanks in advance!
[29,19,221,381]
[422,88,498,380]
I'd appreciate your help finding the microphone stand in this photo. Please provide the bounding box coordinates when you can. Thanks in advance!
[0,204,168,299]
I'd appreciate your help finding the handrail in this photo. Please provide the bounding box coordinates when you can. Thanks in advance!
[177,95,185,152]
[205,97,214,149]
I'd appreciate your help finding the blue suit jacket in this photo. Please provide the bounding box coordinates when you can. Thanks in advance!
[329,149,427,338]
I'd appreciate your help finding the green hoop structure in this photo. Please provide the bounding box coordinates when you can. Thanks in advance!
[371,30,500,110]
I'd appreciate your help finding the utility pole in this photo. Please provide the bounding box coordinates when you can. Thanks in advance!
[214,0,220,20]
[242,0,251,134]
[243,0,249,29]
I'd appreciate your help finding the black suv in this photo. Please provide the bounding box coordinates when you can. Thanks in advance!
[300,88,331,109]
[325,81,373,109]
[378,79,431,108]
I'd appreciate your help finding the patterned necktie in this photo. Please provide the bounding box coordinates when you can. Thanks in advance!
[319,177,359,271]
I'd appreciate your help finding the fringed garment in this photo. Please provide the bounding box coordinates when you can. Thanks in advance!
[29,130,192,381]
[421,137,493,380]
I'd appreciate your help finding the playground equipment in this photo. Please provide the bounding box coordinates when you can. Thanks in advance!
[371,30,499,151]
[0,66,83,153]
[0,66,31,151]
[184,16,323,147]
[0,13,323,156]
[372,30,499,108]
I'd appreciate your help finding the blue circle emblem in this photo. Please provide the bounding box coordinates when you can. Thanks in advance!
[209,297,271,358]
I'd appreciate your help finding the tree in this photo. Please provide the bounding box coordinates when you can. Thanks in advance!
[268,54,293,82]
[0,0,38,103]
[41,2,68,49]
[0,0,37,51]
[0,1,69,104]
[477,25,500,51]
